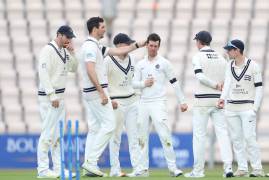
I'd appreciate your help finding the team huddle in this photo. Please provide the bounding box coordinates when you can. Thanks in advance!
[36,16,266,178]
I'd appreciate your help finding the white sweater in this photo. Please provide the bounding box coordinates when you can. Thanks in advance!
[220,58,263,111]
[38,40,78,101]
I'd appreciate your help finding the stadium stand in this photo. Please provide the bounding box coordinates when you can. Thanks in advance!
[0,0,268,161]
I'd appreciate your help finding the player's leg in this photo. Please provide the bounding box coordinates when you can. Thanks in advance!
[240,110,264,177]
[83,98,116,175]
[83,99,100,161]
[135,101,150,175]
[150,101,182,176]
[50,102,75,177]
[225,110,248,176]
[211,108,233,177]
[37,99,63,178]
[189,107,209,176]
[109,106,125,176]
[124,101,140,172]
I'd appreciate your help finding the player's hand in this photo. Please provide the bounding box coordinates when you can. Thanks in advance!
[100,92,108,105]
[217,99,225,109]
[65,42,75,54]
[144,77,154,87]
[216,83,223,91]
[180,103,188,112]
[111,100,118,109]
[51,100,60,108]
[136,40,147,48]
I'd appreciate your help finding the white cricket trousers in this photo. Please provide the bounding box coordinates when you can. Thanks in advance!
[225,109,263,171]
[109,101,140,173]
[37,99,65,174]
[137,100,177,171]
[192,107,233,174]
[84,98,116,166]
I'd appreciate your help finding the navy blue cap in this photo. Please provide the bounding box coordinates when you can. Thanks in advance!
[57,25,76,39]
[113,33,135,45]
[193,30,212,44]
[223,39,244,51]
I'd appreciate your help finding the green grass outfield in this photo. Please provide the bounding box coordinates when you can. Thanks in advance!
[0,166,269,180]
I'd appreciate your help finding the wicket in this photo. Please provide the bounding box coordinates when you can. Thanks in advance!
[59,120,80,180]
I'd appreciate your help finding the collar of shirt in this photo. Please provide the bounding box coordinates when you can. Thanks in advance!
[145,54,160,63]
[51,40,64,53]
[232,57,249,68]
[88,36,100,45]
[199,46,211,51]
[114,55,129,63]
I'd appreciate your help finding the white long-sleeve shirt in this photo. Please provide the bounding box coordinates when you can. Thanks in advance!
[133,55,185,104]
[220,57,263,111]
[192,46,227,106]
[38,40,78,101]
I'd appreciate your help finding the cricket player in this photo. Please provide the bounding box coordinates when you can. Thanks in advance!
[184,31,233,178]
[217,39,264,177]
[132,33,188,177]
[37,25,77,178]
[104,33,140,177]
[78,17,145,177]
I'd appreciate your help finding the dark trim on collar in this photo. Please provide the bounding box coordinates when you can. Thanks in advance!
[231,59,251,82]
[48,43,66,63]
[86,39,106,56]
[109,55,131,75]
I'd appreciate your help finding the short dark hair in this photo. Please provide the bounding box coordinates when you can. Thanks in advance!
[87,17,104,34]
[194,31,212,46]
[146,33,161,46]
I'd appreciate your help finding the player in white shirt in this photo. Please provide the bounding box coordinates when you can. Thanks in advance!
[37,25,77,178]
[132,33,188,177]
[78,17,145,177]
[104,33,140,177]
[184,31,233,178]
[217,39,264,177]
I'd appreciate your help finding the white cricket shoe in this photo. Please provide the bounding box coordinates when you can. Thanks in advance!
[223,167,234,178]
[55,169,76,178]
[249,169,265,177]
[184,171,205,178]
[170,169,183,177]
[82,163,107,177]
[234,169,248,177]
[126,169,149,177]
[37,169,59,179]
[110,171,127,177]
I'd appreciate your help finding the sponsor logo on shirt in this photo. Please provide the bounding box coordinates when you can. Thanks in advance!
[244,75,251,81]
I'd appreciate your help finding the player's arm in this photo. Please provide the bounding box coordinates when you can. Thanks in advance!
[192,55,221,90]
[132,63,154,89]
[84,45,108,105]
[217,64,232,108]
[104,57,118,109]
[66,41,78,72]
[108,40,146,56]
[253,63,263,112]
[165,61,188,112]
[38,47,59,107]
